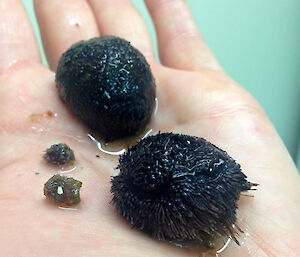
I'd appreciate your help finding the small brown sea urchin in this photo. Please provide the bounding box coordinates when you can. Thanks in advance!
[44,174,82,206]
[111,133,256,248]
[43,143,75,166]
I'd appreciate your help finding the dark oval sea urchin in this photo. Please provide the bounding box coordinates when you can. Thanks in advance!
[111,133,256,248]
[56,36,156,141]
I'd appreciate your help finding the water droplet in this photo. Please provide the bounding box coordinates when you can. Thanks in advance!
[88,134,126,156]
[68,17,81,27]
[58,206,78,211]
[8,59,18,67]
[31,125,47,133]
[216,237,232,255]
[141,128,153,139]
[154,97,159,116]
[59,166,77,174]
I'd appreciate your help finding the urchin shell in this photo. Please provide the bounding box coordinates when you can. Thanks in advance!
[111,133,255,247]
[55,36,156,141]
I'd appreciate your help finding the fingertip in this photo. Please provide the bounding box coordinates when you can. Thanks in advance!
[34,0,99,71]
[88,0,156,63]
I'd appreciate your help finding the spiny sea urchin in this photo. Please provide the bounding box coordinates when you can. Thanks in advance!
[111,132,256,248]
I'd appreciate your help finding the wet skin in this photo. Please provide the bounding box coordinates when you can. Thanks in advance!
[0,0,299,256]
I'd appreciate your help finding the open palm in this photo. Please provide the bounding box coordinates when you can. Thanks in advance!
[0,1,299,256]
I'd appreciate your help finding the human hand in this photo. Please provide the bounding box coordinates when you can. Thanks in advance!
[0,0,299,256]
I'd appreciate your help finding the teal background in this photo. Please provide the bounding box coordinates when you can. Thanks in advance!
[22,0,300,167]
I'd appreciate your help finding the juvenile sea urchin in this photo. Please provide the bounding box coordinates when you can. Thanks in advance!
[43,143,75,166]
[44,174,82,206]
[111,133,256,248]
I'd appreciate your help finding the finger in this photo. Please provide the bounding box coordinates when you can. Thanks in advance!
[34,0,99,71]
[0,0,40,73]
[145,0,222,71]
[87,0,155,62]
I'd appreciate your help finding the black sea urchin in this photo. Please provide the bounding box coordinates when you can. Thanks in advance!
[111,133,256,248]
[56,36,156,141]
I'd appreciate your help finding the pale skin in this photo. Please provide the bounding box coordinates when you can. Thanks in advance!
[0,0,299,256]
